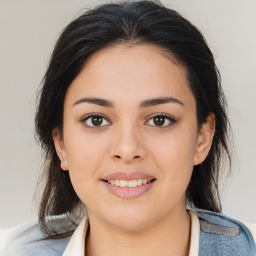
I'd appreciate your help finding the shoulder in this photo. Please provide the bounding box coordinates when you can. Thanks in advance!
[0,216,74,256]
[195,209,256,256]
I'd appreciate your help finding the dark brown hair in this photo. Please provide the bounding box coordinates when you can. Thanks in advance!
[35,0,232,238]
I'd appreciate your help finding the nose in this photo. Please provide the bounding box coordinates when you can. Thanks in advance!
[109,123,147,163]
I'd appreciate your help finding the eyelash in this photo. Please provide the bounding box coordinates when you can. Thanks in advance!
[80,113,177,129]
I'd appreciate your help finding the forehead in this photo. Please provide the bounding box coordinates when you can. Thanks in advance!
[65,43,195,108]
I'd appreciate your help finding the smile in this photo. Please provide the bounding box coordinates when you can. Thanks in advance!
[105,179,154,188]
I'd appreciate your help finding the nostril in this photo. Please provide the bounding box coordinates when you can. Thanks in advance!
[113,155,140,160]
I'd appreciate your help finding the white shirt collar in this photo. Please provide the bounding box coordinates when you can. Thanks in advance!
[63,210,200,256]
[63,217,89,256]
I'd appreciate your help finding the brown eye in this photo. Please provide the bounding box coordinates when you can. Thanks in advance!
[82,114,111,128]
[146,114,176,127]
[91,116,103,126]
[153,116,165,126]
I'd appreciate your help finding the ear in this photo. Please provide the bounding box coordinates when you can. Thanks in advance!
[52,128,69,171]
[193,113,215,166]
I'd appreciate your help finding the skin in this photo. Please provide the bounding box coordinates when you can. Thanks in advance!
[53,44,215,256]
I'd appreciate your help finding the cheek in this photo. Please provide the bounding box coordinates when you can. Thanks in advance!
[64,121,107,168]
[63,129,108,197]
[154,132,196,164]
[149,124,198,181]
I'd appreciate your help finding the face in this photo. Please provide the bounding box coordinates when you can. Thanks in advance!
[54,44,214,231]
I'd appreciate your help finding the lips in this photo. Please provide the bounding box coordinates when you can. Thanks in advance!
[101,172,156,199]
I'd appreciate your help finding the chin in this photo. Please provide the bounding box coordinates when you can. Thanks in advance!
[103,207,157,232]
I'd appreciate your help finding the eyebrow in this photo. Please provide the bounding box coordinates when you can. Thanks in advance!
[72,96,184,108]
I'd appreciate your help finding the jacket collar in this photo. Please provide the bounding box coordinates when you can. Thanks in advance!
[63,210,200,256]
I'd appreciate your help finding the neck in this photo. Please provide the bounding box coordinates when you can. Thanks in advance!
[85,208,191,256]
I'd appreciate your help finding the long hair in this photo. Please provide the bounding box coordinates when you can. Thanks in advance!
[35,0,232,238]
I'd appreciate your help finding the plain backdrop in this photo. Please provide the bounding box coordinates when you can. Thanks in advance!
[0,0,255,228]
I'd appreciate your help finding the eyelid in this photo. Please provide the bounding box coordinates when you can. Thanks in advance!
[80,112,177,128]
[81,113,112,128]
[144,113,177,127]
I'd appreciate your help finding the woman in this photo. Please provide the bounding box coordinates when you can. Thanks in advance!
[1,0,255,255]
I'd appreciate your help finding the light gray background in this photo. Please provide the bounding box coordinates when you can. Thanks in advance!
[0,0,255,228]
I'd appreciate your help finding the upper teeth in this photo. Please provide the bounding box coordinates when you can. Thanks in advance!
[107,179,151,188]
